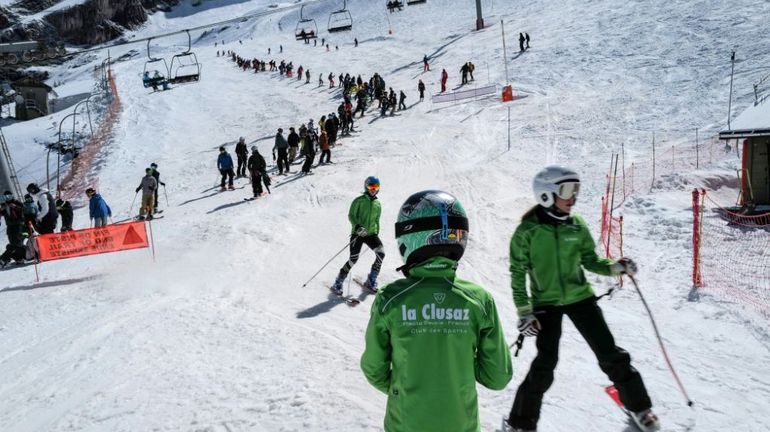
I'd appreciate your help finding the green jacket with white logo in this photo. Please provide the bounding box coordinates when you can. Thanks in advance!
[348,193,381,235]
[510,208,614,316]
[361,257,513,432]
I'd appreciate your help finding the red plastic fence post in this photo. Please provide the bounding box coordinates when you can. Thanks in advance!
[689,188,701,301]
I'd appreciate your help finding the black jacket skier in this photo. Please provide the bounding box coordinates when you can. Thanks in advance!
[247,147,268,197]
[235,137,249,177]
[55,198,73,231]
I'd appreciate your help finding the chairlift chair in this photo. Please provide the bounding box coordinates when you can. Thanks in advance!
[168,30,202,84]
[328,0,353,33]
[142,39,169,89]
[406,0,427,4]
[295,5,318,41]
[387,1,404,12]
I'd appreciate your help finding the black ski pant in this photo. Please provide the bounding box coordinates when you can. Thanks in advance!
[508,297,652,430]
[6,224,24,247]
[302,152,315,173]
[59,210,73,231]
[34,213,58,235]
[339,234,385,277]
[220,169,234,188]
[276,148,289,174]
[237,154,248,177]
[250,172,263,197]
[320,149,331,163]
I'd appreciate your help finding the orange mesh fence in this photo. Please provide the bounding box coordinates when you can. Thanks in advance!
[584,133,733,200]
[692,189,770,320]
[59,65,121,205]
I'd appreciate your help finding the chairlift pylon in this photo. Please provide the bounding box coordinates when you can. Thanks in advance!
[142,38,169,89]
[295,5,318,41]
[168,30,202,84]
[328,0,353,33]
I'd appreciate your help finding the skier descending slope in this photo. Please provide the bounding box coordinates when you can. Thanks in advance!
[505,166,659,432]
[361,190,513,432]
[331,177,385,295]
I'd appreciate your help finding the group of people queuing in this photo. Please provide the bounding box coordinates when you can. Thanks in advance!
[0,183,113,268]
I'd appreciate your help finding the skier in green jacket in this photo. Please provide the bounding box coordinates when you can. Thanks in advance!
[361,190,513,432]
[505,166,659,432]
[331,176,385,294]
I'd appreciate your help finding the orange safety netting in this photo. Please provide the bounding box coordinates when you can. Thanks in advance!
[58,66,121,205]
[692,189,770,320]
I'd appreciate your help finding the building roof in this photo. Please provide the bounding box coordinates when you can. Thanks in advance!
[720,97,770,139]
[11,78,53,92]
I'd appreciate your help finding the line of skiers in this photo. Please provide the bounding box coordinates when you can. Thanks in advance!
[330,167,659,432]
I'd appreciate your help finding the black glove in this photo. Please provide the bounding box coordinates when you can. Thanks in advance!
[135,187,141,193]
[355,225,368,237]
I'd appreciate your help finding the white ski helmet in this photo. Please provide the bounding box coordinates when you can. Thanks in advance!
[532,165,580,208]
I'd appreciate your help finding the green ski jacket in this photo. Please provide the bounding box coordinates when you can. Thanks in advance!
[361,257,513,432]
[348,194,381,235]
[510,209,614,316]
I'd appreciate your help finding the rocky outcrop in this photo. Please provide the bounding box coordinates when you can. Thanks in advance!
[44,0,147,45]
[0,0,181,46]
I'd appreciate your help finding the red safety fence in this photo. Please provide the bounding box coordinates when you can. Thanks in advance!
[691,188,770,320]
[37,221,149,262]
[59,64,121,205]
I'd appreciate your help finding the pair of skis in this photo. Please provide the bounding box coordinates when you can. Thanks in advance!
[331,278,375,307]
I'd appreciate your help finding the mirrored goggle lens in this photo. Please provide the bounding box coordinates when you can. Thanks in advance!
[366,184,380,191]
[557,182,580,199]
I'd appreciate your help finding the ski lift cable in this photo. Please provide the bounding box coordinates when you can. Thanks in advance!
[21,0,327,65]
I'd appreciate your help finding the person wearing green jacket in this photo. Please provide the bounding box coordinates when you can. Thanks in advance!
[505,166,659,432]
[361,189,513,432]
[331,176,386,294]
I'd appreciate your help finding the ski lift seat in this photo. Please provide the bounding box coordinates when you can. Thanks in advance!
[142,76,166,88]
[407,0,426,4]
[387,1,404,11]
[295,29,318,40]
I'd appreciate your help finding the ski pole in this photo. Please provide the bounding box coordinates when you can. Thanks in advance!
[128,191,139,216]
[629,275,694,407]
[163,184,169,206]
[301,237,357,288]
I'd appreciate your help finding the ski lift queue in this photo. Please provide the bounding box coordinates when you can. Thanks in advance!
[141,0,429,87]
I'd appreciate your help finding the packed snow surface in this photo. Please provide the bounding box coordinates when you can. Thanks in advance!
[2,0,770,431]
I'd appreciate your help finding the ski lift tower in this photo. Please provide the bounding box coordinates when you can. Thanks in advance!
[0,128,23,199]
[475,0,484,30]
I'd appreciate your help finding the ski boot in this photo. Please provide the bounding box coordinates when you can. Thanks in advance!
[228,185,235,191]
[502,418,535,432]
[363,271,379,293]
[330,272,346,296]
[632,409,660,432]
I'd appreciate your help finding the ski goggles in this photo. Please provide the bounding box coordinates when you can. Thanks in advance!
[556,181,580,199]
[366,183,380,192]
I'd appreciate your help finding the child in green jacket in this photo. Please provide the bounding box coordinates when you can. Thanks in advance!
[361,190,513,432]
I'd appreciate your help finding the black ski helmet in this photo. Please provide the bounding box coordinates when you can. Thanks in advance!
[26,183,40,194]
[395,190,469,267]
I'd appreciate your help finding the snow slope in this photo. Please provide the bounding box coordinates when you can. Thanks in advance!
[2,0,770,431]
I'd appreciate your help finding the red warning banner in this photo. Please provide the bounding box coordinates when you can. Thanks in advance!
[36,221,150,262]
